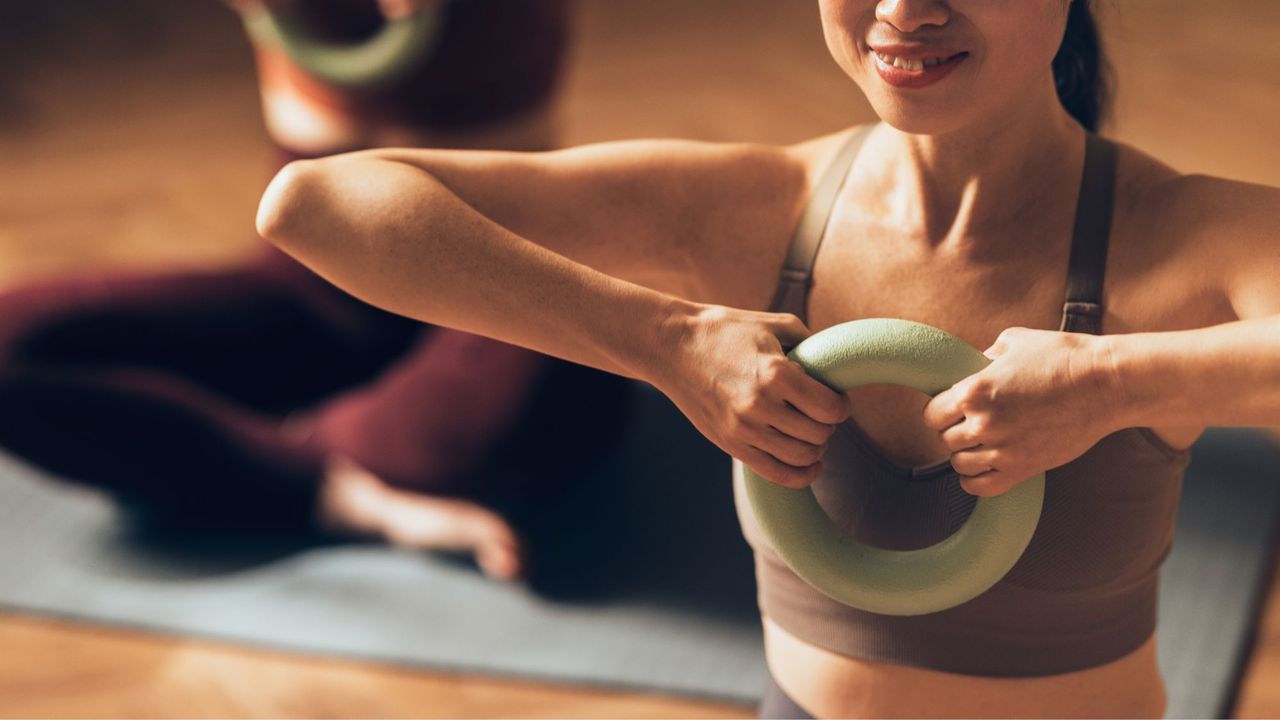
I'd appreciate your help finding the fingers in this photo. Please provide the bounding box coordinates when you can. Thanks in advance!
[922,387,965,431]
[748,425,827,468]
[771,402,837,445]
[940,421,981,452]
[758,312,848,426]
[766,312,810,351]
[779,367,851,425]
[958,470,1024,498]
[741,445,825,489]
[930,394,1026,498]
[748,349,844,441]
[958,470,1006,497]
[950,446,998,477]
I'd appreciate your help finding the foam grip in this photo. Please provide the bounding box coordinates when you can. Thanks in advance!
[241,4,442,89]
[743,318,1044,616]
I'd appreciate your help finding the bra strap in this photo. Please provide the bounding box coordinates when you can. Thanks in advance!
[767,124,875,323]
[1059,133,1117,335]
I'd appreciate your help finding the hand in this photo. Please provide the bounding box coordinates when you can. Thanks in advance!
[652,304,851,489]
[922,326,1122,497]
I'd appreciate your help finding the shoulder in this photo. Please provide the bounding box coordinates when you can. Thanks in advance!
[1115,141,1278,240]
[1112,139,1280,319]
[784,126,874,187]
[630,128,866,310]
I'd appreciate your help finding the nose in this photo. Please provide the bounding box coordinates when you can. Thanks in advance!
[875,0,951,33]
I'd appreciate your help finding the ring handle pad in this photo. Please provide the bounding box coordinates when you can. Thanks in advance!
[241,5,442,89]
[744,319,1044,616]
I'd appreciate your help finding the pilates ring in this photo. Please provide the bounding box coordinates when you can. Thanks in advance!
[239,2,444,89]
[743,318,1045,616]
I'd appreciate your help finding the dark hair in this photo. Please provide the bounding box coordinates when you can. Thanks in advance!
[1052,0,1111,132]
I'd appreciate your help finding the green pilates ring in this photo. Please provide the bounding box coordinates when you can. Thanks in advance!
[240,3,443,89]
[743,318,1044,616]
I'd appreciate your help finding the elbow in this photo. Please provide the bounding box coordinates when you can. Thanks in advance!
[256,159,323,251]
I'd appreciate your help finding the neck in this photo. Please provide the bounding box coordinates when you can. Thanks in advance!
[876,78,1084,249]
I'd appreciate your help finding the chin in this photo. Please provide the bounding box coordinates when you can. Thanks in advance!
[861,94,976,137]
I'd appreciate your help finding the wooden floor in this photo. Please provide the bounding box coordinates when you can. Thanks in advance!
[0,1,1278,717]
[0,611,748,719]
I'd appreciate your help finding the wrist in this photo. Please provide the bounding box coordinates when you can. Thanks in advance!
[610,289,700,388]
[1091,333,1161,431]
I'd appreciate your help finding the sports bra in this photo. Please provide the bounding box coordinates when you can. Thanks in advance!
[731,124,1192,677]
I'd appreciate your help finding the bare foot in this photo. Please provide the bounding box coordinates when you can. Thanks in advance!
[316,455,527,582]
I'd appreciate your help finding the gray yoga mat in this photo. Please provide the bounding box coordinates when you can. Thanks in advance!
[0,385,1276,717]
[1156,428,1280,719]
[0,385,766,704]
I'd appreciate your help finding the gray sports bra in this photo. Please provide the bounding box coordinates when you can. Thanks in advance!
[731,125,1191,677]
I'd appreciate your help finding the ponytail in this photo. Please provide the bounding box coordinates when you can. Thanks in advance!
[1052,0,1111,132]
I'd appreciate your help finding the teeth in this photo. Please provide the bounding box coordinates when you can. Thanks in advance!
[875,51,946,73]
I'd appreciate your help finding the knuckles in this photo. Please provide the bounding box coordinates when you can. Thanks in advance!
[757,356,787,387]
[965,414,992,440]
[961,376,998,409]
[996,326,1030,344]
[730,391,767,420]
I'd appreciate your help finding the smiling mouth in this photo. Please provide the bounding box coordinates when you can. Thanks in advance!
[872,50,967,73]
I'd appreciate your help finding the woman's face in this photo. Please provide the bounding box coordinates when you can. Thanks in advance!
[820,0,1071,135]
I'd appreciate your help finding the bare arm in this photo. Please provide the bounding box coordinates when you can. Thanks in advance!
[326,140,804,303]
[256,140,803,377]
[257,139,852,487]
[259,153,663,380]
[1103,177,1280,428]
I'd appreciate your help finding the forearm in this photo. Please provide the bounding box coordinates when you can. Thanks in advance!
[1102,315,1280,428]
[257,156,685,382]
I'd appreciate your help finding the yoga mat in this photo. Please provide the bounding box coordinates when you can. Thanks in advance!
[0,385,766,704]
[1156,428,1280,719]
[0,384,1276,717]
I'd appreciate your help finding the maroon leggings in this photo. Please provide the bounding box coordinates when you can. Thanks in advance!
[0,245,633,530]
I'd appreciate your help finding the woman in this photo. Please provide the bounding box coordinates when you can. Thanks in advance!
[254,0,1280,716]
[0,0,633,583]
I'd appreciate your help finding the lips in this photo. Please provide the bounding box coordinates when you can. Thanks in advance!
[869,46,969,89]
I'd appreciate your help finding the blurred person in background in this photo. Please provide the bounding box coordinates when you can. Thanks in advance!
[0,0,633,582]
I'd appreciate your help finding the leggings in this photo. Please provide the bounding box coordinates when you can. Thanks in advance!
[0,245,633,530]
